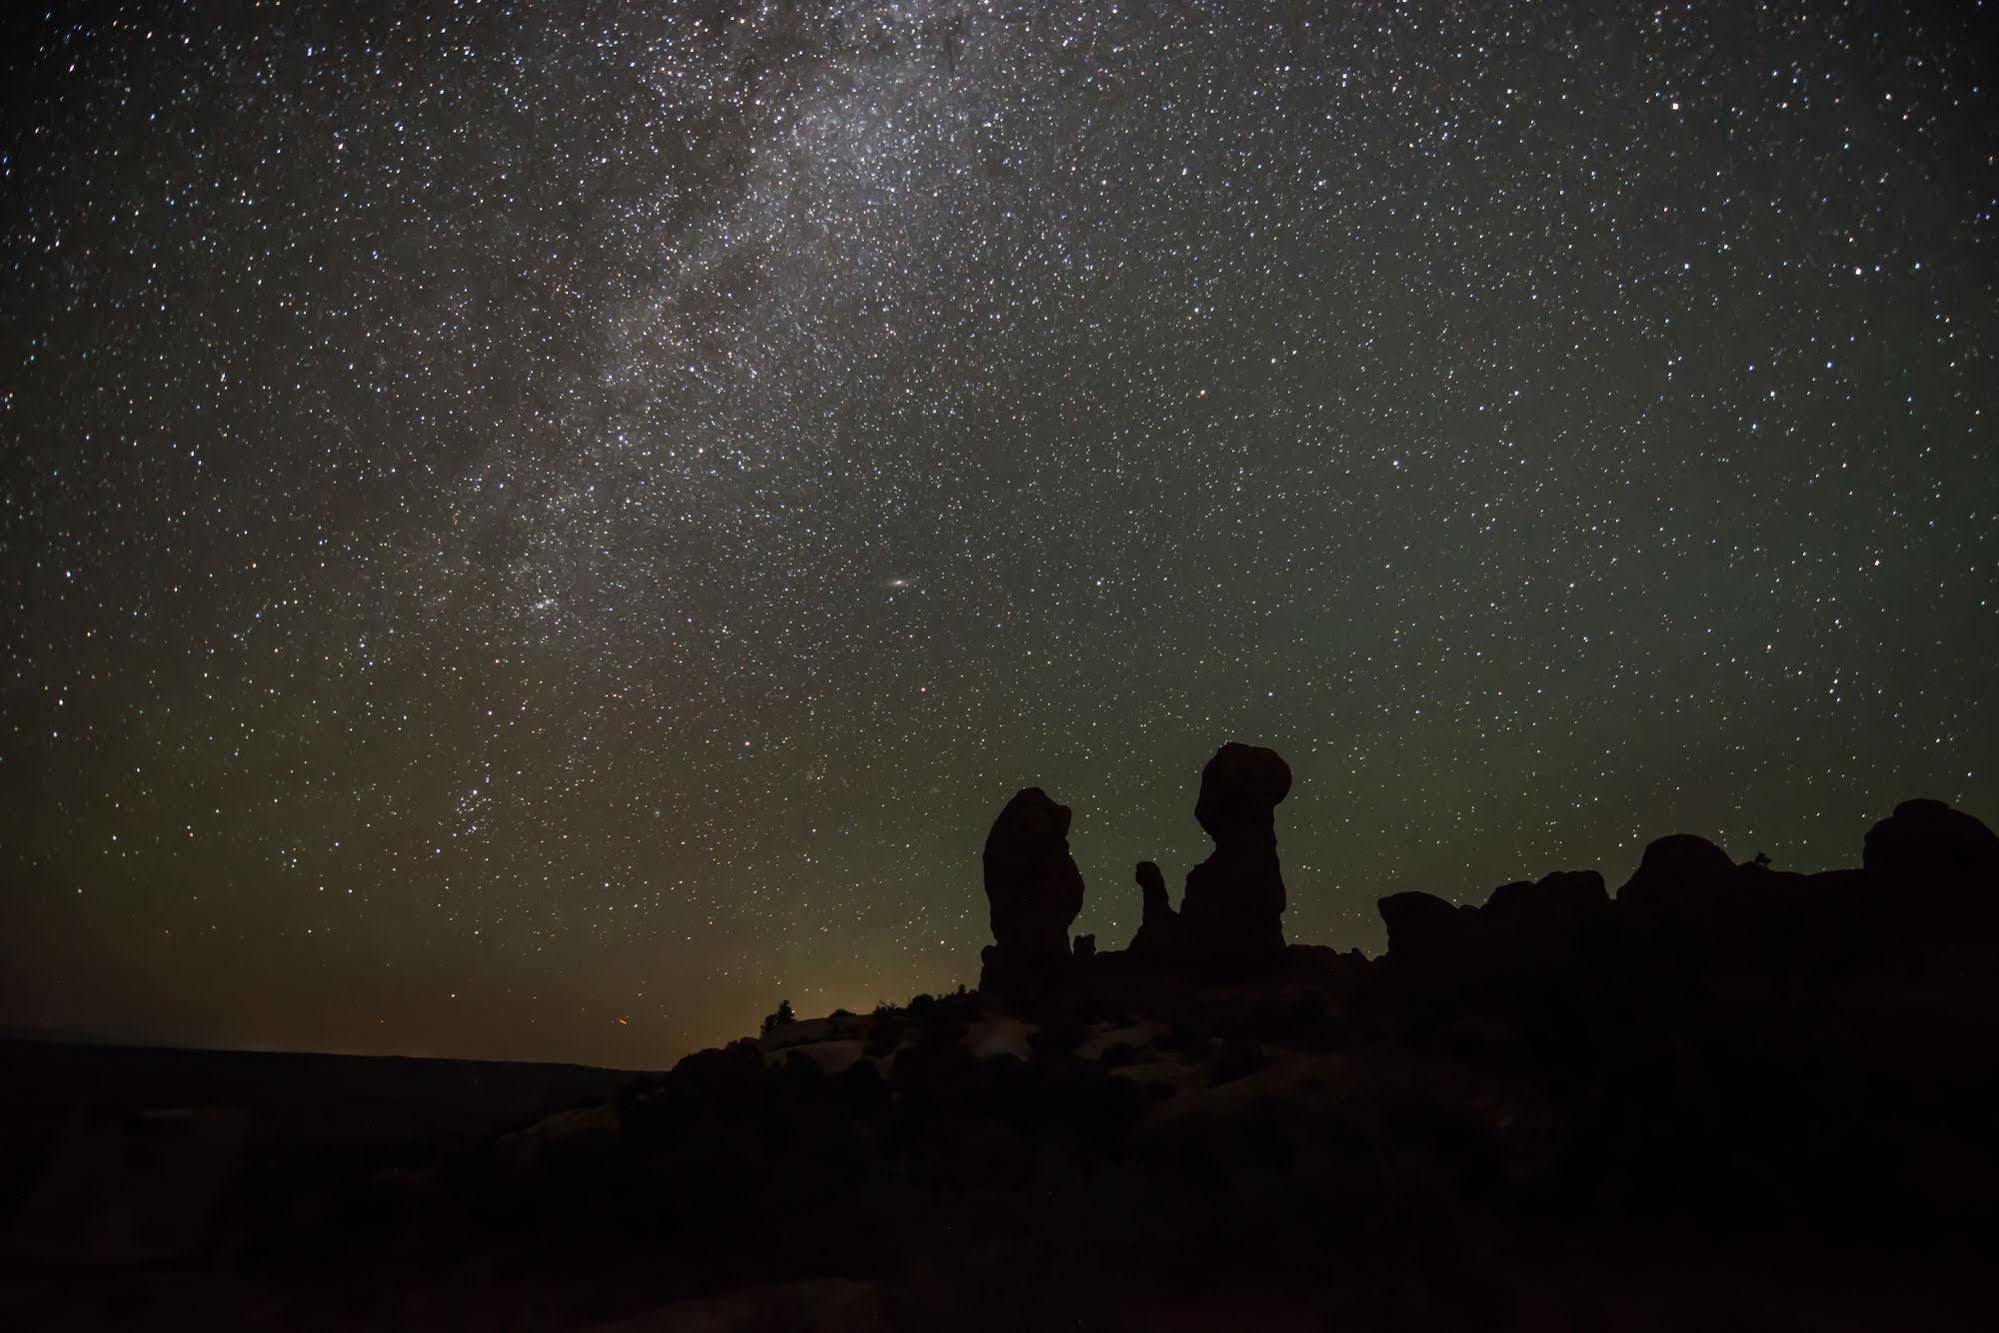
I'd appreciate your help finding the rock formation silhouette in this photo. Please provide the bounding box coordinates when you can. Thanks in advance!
[568,791,1999,1325]
[1376,867,1611,998]
[1865,797,1999,923]
[1126,860,1179,956]
[39,780,1996,1331]
[1483,869,1609,927]
[1615,832,1737,917]
[1373,798,1999,1038]
[1376,886,1474,961]
[978,786,1086,994]
[1177,742,1292,970]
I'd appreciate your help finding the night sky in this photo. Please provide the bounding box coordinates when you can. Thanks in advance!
[3,1,1995,1069]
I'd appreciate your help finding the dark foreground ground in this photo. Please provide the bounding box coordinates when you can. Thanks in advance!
[4,800,1997,1330]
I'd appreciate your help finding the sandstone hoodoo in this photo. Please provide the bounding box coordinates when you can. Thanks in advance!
[1177,742,1293,970]
[1126,860,1180,957]
[978,786,1086,993]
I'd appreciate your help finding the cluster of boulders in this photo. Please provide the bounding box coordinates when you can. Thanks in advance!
[1365,795,1999,1090]
[1378,796,1998,970]
[978,742,1295,994]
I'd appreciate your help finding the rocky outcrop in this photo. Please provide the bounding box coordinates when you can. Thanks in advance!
[1484,869,1608,926]
[978,787,1086,994]
[1864,798,1999,891]
[1127,861,1179,956]
[1377,890,1474,962]
[1379,870,1610,959]
[1615,833,1736,914]
[1376,869,1613,1023]
[1177,743,1293,970]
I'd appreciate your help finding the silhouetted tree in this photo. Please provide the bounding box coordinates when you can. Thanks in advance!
[761,999,795,1036]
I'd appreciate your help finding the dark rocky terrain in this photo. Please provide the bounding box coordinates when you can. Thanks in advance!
[4,748,1996,1330]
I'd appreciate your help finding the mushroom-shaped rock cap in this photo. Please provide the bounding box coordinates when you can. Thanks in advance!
[1863,799,1999,888]
[1193,743,1293,843]
[1617,833,1735,910]
[1179,745,1294,967]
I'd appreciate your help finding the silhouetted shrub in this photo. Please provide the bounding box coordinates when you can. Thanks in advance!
[760,998,796,1036]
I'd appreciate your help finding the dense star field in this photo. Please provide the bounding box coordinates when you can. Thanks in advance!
[2,1,1994,1067]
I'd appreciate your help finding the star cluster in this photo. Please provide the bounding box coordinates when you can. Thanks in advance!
[3,1,1994,1066]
